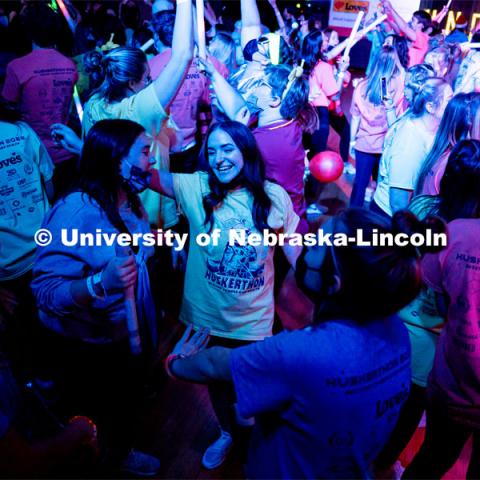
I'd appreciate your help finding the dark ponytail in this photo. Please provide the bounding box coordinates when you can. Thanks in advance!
[84,46,148,103]
[83,50,106,92]
[315,208,447,322]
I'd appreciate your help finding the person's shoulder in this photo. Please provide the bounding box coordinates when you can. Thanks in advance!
[0,120,39,143]
[49,192,99,219]
[83,93,109,121]
[448,218,480,238]
[16,120,37,135]
[149,49,171,68]
[417,29,430,41]
[314,60,332,71]
[353,78,367,96]
[173,171,209,195]
[84,92,102,109]
[251,328,317,358]
[396,115,416,134]
[16,121,44,145]
[5,53,26,71]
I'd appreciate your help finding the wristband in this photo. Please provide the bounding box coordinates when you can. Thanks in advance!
[164,353,186,379]
[87,273,106,300]
[86,276,98,299]
[68,415,98,438]
[93,271,107,299]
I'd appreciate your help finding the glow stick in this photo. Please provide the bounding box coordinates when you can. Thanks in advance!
[343,11,365,60]
[140,38,155,52]
[54,0,82,123]
[196,0,207,60]
[270,34,281,65]
[116,246,141,356]
[55,0,75,32]
[73,85,83,123]
[446,0,453,10]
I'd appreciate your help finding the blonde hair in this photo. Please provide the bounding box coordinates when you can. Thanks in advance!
[208,33,237,74]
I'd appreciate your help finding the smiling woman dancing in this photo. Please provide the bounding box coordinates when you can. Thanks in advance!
[149,120,301,468]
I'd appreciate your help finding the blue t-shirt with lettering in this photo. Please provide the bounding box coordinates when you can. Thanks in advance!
[230,316,411,479]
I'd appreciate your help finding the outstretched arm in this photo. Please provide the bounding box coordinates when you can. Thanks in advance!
[152,0,194,109]
[433,2,450,24]
[241,0,262,48]
[267,0,286,35]
[324,32,363,60]
[382,0,417,41]
[149,169,175,198]
[165,326,232,383]
[200,57,251,123]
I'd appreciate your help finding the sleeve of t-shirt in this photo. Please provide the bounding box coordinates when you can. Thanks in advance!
[2,62,21,103]
[172,172,208,226]
[266,183,300,234]
[350,83,362,117]
[388,124,425,190]
[23,124,54,182]
[31,198,123,317]
[412,31,429,55]
[315,62,339,99]
[117,83,168,135]
[230,332,293,418]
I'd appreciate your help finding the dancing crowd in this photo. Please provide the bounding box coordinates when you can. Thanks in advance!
[1,0,480,478]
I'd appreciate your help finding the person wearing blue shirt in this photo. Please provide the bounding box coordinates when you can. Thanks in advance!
[446,14,469,44]
[164,209,447,478]
[31,119,160,477]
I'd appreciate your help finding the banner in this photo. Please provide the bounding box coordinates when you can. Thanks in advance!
[329,0,421,36]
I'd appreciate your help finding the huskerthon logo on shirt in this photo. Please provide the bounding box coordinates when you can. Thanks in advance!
[204,223,266,294]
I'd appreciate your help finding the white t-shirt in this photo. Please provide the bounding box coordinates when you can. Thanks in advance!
[0,121,53,280]
[173,172,299,340]
[455,50,480,94]
[373,117,435,217]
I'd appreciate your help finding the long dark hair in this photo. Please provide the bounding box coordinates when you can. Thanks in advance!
[302,30,324,76]
[73,119,144,235]
[437,140,480,222]
[415,93,478,194]
[264,64,319,133]
[202,121,272,233]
